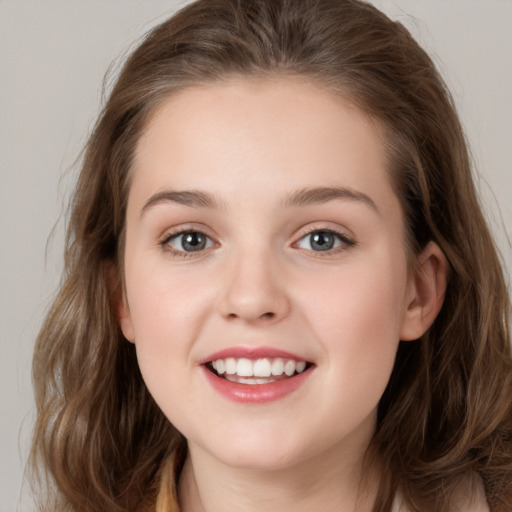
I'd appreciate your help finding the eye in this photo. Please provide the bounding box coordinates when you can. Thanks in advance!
[294,229,354,252]
[163,231,215,253]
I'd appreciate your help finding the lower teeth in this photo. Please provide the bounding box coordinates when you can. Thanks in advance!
[220,372,301,384]
[224,375,280,385]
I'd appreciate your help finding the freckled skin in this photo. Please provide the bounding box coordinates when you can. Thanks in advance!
[118,78,443,511]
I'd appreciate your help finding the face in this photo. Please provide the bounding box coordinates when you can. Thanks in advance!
[119,78,426,473]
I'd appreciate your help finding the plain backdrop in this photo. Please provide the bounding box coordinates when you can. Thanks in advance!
[1,1,510,510]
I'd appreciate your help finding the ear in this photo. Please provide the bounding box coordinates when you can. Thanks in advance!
[107,262,135,343]
[118,293,136,343]
[400,241,448,341]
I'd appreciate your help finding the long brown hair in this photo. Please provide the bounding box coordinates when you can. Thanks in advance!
[31,0,512,510]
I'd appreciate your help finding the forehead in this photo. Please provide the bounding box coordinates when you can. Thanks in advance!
[130,77,396,215]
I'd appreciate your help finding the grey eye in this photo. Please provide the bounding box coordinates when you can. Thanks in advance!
[167,231,214,252]
[296,231,343,252]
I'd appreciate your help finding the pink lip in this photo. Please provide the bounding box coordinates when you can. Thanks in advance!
[201,365,313,404]
[199,346,313,404]
[199,346,307,364]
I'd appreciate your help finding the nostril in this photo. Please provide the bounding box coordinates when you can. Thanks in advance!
[225,311,275,321]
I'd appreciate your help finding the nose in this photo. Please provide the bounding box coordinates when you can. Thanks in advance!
[217,248,290,324]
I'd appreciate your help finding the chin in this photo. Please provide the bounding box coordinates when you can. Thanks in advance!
[204,434,314,472]
[218,450,300,472]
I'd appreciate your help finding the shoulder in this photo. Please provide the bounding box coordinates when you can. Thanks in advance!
[451,473,490,512]
[392,474,489,512]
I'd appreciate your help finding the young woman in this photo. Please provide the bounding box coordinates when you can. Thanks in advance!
[31,1,512,511]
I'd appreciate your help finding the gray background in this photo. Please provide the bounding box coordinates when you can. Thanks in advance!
[1,1,510,510]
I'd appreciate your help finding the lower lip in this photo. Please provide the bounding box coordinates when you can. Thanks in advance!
[202,366,312,404]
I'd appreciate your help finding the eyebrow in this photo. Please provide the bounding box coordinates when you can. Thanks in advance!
[283,186,379,213]
[141,185,379,216]
[141,190,223,215]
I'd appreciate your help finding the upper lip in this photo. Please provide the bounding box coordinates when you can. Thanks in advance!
[199,346,309,365]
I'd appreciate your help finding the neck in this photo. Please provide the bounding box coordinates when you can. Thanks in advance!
[177,432,380,512]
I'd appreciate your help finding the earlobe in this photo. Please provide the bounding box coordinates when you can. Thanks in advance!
[118,294,135,343]
[400,241,448,341]
[107,262,135,343]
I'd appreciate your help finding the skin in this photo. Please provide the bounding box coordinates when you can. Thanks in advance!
[119,78,447,512]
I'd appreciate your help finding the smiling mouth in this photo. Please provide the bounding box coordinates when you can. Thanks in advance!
[206,357,313,385]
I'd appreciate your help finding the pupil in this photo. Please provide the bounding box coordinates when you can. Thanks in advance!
[182,232,206,251]
[311,232,334,251]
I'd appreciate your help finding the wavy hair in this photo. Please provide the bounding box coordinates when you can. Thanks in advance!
[31,0,512,510]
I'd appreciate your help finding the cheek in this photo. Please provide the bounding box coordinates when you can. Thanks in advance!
[123,264,191,367]
[299,252,408,369]
[124,270,206,420]
[123,256,224,394]
[126,257,210,333]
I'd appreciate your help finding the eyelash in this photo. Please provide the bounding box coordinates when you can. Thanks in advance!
[159,227,356,258]
[160,228,217,259]
[292,227,356,256]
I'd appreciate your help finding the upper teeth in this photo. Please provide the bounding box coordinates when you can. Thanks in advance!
[211,358,307,377]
